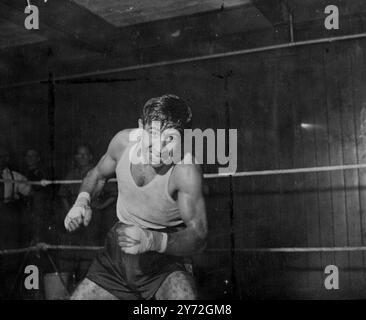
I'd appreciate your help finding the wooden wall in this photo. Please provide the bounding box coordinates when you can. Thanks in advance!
[0,84,49,171]
[2,35,366,300]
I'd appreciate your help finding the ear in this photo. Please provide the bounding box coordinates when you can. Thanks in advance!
[138,118,143,129]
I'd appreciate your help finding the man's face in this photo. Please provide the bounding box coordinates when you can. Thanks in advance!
[140,121,181,168]
[75,146,92,168]
[25,150,40,169]
[0,149,9,171]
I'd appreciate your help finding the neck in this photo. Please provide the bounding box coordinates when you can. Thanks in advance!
[152,163,172,175]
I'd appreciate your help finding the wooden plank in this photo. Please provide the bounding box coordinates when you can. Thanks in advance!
[252,0,287,25]
[350,39,366,286]
[337,43,364,294]
[293,46,322,296]
[73,0,251,27]
[322,42,351,294]
[308,45,335,298]
[290,47,314,294]
[246,55,280,296]
[0,0,116,53]
[224,55,259,298]
[274,50,312,294]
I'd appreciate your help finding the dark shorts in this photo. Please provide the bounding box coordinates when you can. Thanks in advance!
[86,222,189,300]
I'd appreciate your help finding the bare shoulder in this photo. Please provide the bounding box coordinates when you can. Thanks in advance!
[172,153,203,192]
[112,129,136,146]
[108,128,137,160]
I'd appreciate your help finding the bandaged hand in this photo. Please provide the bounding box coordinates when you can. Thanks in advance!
[64,192,92,232]
[116,224,168,255]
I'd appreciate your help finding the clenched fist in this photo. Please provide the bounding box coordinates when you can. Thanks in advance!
[64,192,92,232]
[116,224,168,255]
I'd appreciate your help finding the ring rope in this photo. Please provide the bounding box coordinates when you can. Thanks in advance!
[204,163,366,178]
[1,243,366,255]
[0,244,103,255]
[2,163,366,186]
[1,164,366,255]
[205,246,366,253]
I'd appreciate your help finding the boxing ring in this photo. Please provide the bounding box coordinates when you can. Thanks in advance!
[1,162,366,298]
[0,2,365,298]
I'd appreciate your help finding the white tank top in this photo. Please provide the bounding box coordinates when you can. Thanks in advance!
[115,142,183,229]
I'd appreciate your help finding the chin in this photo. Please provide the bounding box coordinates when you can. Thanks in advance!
[151,161,163,168]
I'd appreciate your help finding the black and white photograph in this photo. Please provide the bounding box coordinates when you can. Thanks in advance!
[0,0,366,304]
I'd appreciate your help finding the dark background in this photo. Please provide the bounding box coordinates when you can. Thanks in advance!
[1,0,366,299]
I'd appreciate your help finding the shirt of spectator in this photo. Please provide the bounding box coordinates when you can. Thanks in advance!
[0,147,31,203]
[59,145,95,211]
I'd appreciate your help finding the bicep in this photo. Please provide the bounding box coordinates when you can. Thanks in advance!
[94,153,117,179]
[94,131,128,179]
[177,172,208,239]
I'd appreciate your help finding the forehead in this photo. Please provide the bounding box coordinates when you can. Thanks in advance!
[144,122,179,134]
[76,146,90,154]
[144,121,163,130]
[26,150,39,157]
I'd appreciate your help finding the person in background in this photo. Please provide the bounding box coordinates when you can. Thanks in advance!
[25,149,46,186]
[0,146,31,205]
[59,145,94,213]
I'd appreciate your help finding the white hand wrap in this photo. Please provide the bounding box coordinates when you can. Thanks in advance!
[64,192,92,231]
[74,192,91,207]
[117,225,168,255]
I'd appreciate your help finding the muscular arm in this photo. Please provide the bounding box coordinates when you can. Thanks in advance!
[164,164,208,256]
[65,130,133,232]
[79,153,115,198]
[79,131,128,198]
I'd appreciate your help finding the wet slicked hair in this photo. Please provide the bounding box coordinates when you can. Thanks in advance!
[141,94,192,133]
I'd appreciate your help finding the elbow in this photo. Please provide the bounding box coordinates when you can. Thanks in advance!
[86,168,104,184]
[86,168,97,179]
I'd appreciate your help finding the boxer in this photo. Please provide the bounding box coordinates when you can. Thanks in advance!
[65,94,208,300]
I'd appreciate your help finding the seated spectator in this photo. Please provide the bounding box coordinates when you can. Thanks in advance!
[24,149,46,190]
[0,146,31,205]
[59,144,94,213]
